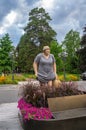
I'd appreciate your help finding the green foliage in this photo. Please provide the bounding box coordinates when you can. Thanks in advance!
[24,7,56,47]
[58,73,80,81]
[16,34,39,72]
[16,7,57,72]
[0,33,14,74]
[62,29,80,73]
[50,40,63,72]
[22,73,36,79]
[0,74,26,84]
[0,73,80,85]
[79,25,86,71]
[4,79,18,84]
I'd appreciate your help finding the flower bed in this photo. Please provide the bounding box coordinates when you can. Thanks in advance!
[18,98,53,120]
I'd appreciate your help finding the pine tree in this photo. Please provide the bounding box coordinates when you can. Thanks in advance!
[0,33,13,74]
[24,7,56,48]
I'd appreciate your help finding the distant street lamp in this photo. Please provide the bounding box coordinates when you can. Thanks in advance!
[10,52,14,81]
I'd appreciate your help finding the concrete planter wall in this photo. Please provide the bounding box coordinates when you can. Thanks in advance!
[19,94,86,130]
[48,94,86,111]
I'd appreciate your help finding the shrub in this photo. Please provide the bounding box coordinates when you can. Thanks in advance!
[4,79,18,84]
[55,81,83,97]
[18,79,83,107]
[0,76,6,84]
[67,74,78,81]
[0,74,26,84]
[14,74,26,81]
[58,74,79,81]
[58,75,64,81]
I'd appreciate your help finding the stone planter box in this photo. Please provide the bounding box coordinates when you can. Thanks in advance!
[18,94,86,130]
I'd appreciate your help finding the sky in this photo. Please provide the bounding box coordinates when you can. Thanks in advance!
[0,0,86,46]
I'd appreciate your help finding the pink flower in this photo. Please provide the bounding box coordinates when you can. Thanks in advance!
[17,98,53,120]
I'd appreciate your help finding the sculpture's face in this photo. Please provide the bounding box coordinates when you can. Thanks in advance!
[44,49,50,55]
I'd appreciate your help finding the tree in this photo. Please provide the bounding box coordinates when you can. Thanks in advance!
[0,33,13,74]
[24,7,56,48]
[50,40,63,72]
[16,7,57,72]
[16,34,39,72]
[80,25,86,71]
[62,29,80,73]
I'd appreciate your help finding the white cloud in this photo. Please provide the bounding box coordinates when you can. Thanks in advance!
[34,0,58,15]
[0,0,86,46]
[51,17,80,43]
[0,0,29,35]
[5,11,17,25]
[40,0,56,9]
[0,10,18,34]
[0,27,5,34]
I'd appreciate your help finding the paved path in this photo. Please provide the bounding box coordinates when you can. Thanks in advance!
[0,85,23,130]
[0,102,23,130]
[0,85,19,104]
[76,81,86,92]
